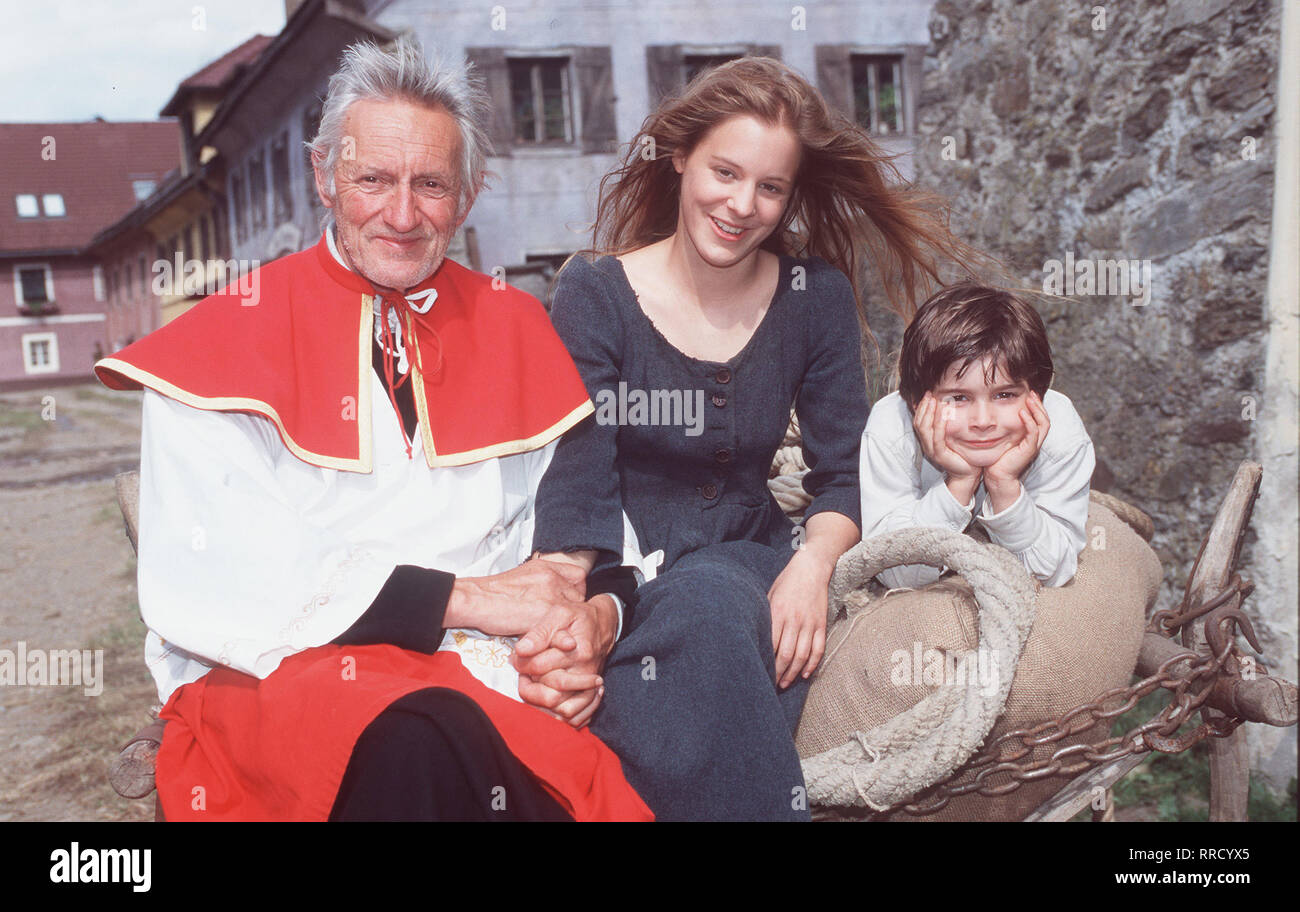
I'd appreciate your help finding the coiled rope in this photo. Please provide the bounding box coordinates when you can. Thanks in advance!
[768,411,1040,810]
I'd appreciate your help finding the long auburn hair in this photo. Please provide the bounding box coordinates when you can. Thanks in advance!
[588,56,989,326]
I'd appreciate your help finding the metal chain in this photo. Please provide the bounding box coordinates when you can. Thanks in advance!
[818,549,1257,819]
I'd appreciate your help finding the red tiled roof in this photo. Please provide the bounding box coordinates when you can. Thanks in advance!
[162,35,274,114]
[0,121,179,254]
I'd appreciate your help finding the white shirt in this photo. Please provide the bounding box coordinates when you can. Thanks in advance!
[137,234,629,704]
[138,381,558,703]
[859,389,1095,589]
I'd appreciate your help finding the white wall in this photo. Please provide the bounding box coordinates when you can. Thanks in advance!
[1249,0,1299,793]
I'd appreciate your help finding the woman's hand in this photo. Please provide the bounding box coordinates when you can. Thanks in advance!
[767,547,832,689]
[768,511,860,689]
[517,668,605,728]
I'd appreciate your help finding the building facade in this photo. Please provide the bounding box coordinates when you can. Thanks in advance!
[89,35,271,334]
[212,0,935,299]
[408,0,933,276]
[0,121,177,389]
[197,1,398,280]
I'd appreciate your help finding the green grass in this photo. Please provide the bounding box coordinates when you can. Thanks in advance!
[72,387,106,401]
[0,405,49,431]
[1112,743,1211,821]
[1070,688,1297,822]
[1248,776,1297,822]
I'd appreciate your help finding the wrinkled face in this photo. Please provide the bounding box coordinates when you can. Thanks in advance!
[671,114,800,268]
[932,357,1032,468]
[315,98,469,291]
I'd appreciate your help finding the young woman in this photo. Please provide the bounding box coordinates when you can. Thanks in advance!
[525,56,982,820]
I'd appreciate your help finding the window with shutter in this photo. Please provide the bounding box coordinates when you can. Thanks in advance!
[466,47,514,155]
[468,47,615,155]
[574,46,616,153]
[645,45,681,108]
[212,205,228,260]
[303,102,324,216]
[684,54,742,85]
[509,57,573,144]
[815,44,853,118]
[272,131,294,223]
[648,45,782,107]
[852,55,904,135]
[230,170,247,243]
[248,150,268,233]
[818,45,924,137]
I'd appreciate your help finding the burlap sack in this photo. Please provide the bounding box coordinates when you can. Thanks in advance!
[796,496,1161,821]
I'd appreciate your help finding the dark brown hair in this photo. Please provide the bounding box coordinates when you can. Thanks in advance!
[898,282,1054,409]
[585,56,989,326]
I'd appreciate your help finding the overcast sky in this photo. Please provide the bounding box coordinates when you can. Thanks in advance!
[0,1,286,123]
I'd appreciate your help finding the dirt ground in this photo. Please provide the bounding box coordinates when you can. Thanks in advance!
[0,383,154,821]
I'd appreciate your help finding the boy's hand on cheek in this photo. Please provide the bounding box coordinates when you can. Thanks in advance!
[985,391,1050,512]
[913,392,981,506]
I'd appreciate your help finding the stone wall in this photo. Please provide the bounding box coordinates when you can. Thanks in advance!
[908,0,1292,788]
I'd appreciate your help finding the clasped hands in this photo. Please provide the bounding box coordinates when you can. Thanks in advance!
[447,557,617,728]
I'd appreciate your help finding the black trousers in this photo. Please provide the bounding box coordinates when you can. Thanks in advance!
[328,688,573,821]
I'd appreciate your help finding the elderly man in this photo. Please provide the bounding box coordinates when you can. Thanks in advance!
[95,38,649,821]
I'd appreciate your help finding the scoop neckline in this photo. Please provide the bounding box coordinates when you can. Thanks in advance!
[597,253,790,369]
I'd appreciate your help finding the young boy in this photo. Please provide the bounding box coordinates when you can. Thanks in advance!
[860,282,1095,589]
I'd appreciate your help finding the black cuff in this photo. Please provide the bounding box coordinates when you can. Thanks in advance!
[331,565,455,654]
[586,565,638,607]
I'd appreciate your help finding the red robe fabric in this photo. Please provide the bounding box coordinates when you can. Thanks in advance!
[157,646,652,822]
[98,236,649,821]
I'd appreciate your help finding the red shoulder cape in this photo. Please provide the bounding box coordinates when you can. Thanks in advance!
[95,234,593,470]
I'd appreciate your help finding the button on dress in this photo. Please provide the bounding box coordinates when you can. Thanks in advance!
[533,252,869,820]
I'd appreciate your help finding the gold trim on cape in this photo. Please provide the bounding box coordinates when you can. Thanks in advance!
[99,291,592,472]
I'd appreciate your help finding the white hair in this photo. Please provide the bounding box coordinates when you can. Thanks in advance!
[306,35,493,217]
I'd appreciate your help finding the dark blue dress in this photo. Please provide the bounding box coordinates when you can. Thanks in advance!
[533,252,869,820]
